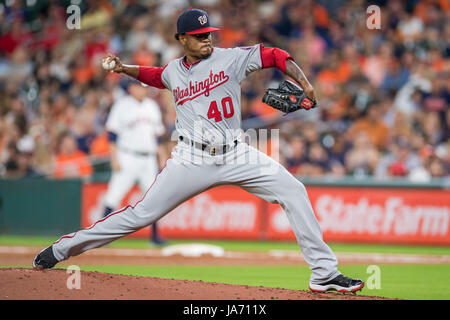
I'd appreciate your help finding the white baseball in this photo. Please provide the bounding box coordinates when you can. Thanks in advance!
[102,58,116,70]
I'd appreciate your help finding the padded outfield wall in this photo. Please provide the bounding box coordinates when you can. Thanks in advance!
[0,179,81,236]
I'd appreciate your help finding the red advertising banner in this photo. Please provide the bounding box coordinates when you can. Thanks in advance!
[82,183,450,245]
[267,187,450,245]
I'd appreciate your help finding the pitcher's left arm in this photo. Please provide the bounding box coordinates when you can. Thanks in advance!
[259,46,315,101]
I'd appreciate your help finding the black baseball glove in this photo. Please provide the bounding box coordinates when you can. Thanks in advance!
[262,80,317,113]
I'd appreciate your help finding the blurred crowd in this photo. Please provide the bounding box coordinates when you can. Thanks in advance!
[0,0,448,181]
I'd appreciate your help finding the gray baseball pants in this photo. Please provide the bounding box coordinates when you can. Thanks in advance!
[52,141,340,284]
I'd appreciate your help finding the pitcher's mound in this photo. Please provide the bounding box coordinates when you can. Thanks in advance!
[0,268,387,300]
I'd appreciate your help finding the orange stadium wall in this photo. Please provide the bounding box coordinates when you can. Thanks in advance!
[81,183,450,245]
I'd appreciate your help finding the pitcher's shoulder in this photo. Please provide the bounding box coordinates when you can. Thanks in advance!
[164,58,182,70]
[211,46,254,60]
[214,45,260,55]
[212,47,239,55]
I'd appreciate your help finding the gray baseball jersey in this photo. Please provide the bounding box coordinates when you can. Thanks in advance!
[161,45,262,145]
[50,44,341,285]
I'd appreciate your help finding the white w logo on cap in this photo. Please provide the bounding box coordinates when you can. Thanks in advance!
[198,15,207,25]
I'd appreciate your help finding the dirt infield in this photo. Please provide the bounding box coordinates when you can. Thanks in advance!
[1,268,384,300]
[3,245,446,300]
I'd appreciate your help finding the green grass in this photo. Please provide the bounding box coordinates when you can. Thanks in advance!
[3,264,449,300]
[1,235,450,255]
[79,264,450,300]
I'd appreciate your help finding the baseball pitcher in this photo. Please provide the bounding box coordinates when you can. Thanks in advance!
[34,9,364,293]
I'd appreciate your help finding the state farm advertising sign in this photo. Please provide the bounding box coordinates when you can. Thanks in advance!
[82,184,450,245]
[268,187,450,245]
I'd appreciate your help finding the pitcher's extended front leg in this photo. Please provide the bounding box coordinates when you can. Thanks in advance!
[51,158,217,262]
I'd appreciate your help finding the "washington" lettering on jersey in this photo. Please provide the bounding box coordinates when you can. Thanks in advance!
[173,70,229,106]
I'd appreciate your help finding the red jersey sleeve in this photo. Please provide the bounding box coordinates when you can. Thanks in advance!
[137,66,167,89]
[260,45,294,73]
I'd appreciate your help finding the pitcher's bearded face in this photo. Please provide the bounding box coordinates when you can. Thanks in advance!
[180,32,212,59]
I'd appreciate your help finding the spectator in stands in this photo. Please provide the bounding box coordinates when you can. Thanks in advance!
[425,155,447,178]
[393,60,431,116]
[380,58,410,94]
[53,132,92,179]
[285,134,306,174]
[301,142,329,176]
[347,102,389,150]
[420,111,444,146]
[375,137,424,179]
[325,133,349,177]
[345,133,380,177]
[421,72,449,113]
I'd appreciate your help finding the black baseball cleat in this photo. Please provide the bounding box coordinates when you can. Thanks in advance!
[309,274,364,293]
[32,245,58,270]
